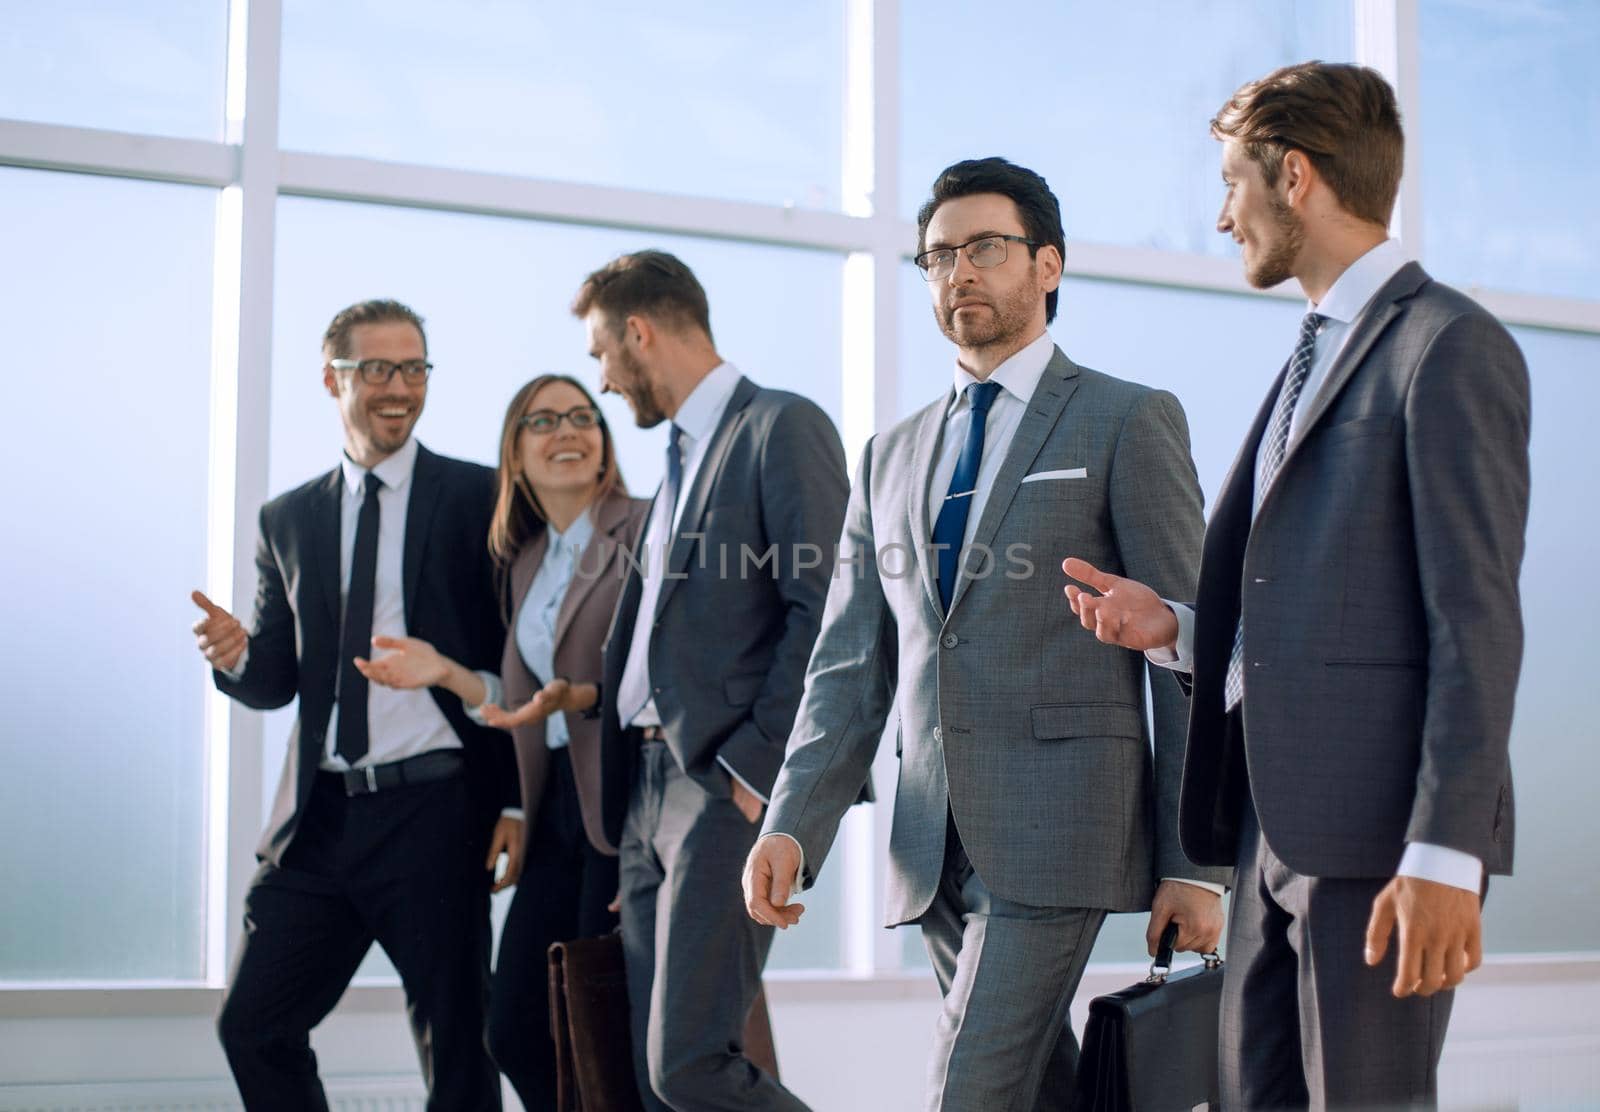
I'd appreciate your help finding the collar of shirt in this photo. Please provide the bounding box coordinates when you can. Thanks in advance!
[946,330,1054,416]
[546,505,595,559]
[340,435,419,496]
[1310,239,1409,326]
[670,361,742,451]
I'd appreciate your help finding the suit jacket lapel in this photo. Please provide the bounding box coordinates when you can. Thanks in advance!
[402,444,441,625]
[554,493,628,647]
[655,377,755,620]
[312,468,343,628]
[948,349,1081,616]
[906,398,949,618]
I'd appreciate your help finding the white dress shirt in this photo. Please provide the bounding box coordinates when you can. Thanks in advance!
[511,510,595,751]
[926,330,1057,543]
[613,362,764,799]
[1149,240,1482,893]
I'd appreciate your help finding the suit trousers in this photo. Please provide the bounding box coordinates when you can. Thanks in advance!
[619,739,808,1112]
[917,817,1106,1112]
[218,766,499,1111]
[1222,712,1453,1110]
[487,747,619,1110]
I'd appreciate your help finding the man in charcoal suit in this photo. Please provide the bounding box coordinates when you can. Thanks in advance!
[1065,63,1530,1108]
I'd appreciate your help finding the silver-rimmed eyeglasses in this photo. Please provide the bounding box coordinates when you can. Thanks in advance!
[914,234,1039,281]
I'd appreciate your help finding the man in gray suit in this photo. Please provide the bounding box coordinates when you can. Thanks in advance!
[1065,63,1530,1108]
[743,158,1229,1110]
[571,250,847,1111]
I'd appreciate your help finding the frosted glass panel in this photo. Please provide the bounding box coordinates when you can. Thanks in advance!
[900,0,1351,250]
[1420,1,1600,300]
[267,196,846,972]
[0,1,227,140]
[1481,326,1599,952]
[280,0,846,211]
[0,168,215,980]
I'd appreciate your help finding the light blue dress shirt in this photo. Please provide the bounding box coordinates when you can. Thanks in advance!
[514,510,595,751]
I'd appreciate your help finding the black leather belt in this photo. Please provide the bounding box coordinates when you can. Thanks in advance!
[328,749,464,797]
[638,725,667,742]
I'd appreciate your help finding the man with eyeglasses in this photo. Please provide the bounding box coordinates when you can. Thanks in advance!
[190,299,519,1110]
[744,158,1228,1109]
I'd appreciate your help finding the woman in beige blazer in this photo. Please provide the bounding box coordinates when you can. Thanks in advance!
[358,373,647,1109]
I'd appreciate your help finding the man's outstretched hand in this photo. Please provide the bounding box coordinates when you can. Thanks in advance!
[1061,557,1178,653]
[191,590,247,672]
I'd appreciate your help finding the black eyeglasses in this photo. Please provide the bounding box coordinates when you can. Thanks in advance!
[914,234,1039,281]
[518,405,603,435]
[328,358,433,385]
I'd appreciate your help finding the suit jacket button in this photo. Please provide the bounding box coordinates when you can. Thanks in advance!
[941,634,958,649]
[933,726,942,743]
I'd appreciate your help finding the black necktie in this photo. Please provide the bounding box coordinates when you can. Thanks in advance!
[336,471,383,764]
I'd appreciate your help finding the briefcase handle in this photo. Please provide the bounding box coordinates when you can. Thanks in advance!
[1146,923,1223,984]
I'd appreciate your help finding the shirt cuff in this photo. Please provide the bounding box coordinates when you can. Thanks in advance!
[220,644,250,681]
[719,756,768,804]
[499,807,525,821]
[1162,876,1226,896]
[464,671,503,725]
[764,832,809,892]
[1397,842,1483,893]
[1144,600,1194,673]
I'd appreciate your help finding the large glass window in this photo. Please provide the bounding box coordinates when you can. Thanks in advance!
[0,2,227,140]
[1419,1,1600,301]
[0,168,216,980]
[1484,326,1600,952]
[279,0,847,211]
[899,1,1351,251]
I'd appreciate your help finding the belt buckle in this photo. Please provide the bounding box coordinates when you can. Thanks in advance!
[364,766,378,793]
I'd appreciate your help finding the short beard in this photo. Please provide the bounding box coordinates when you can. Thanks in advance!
[615,345,668,429]
[1245,194,1304,289]
[935,261,1040,353]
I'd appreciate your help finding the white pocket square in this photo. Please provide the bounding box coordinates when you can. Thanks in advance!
[1021,468,1087,483]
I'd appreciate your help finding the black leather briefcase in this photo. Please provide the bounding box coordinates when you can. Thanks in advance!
[1074,924,1224,1111]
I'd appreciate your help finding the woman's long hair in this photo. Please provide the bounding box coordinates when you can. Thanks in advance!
[487,374,626,571]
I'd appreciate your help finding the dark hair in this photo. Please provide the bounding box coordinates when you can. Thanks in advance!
[570,250,713,342]
[1211,61,1403,227]
[916,157,1065,323]
[321,299,427,360]
[488,374,627,567]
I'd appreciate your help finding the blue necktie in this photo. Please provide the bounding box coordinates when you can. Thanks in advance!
[1225,312,1325,711]
[932,381,1002,613]
[664,423,684,521]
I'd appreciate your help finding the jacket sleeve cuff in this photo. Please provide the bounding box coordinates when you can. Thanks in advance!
[719,756,769,804]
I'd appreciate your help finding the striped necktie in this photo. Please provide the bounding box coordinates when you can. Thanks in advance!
[1225,312,1325,712]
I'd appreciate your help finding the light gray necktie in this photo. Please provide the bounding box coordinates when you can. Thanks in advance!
[1225,312,1325,712]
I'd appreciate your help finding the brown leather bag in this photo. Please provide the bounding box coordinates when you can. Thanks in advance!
[549,932,780,1111]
